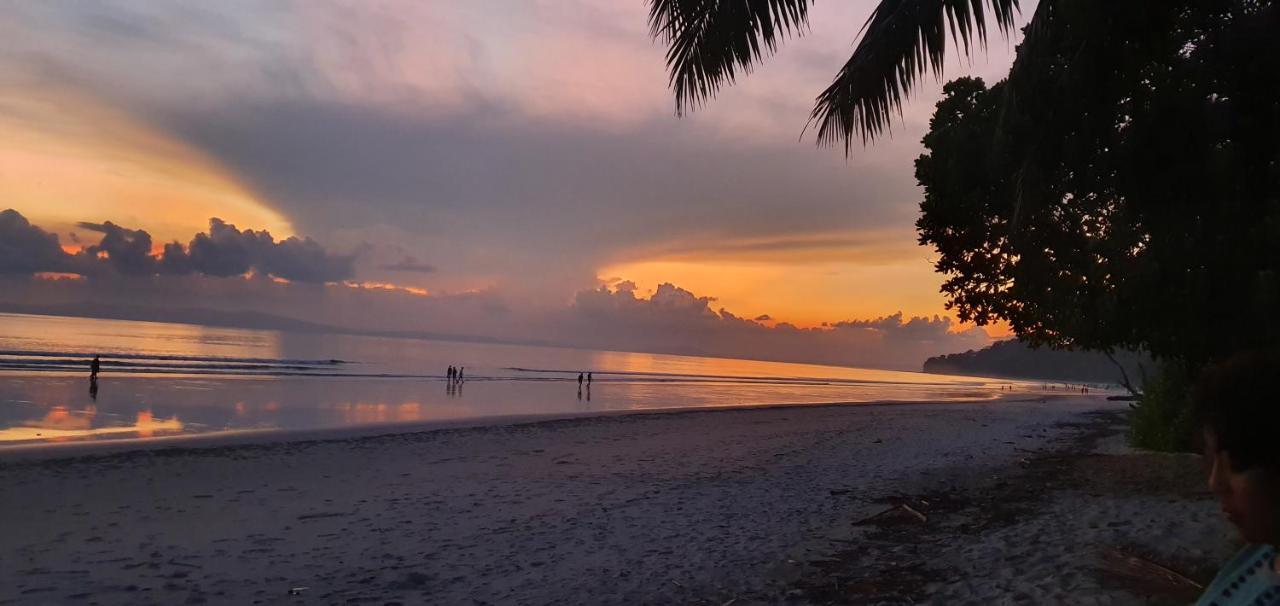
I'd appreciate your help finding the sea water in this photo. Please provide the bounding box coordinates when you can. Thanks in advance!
[0,313,1035,446]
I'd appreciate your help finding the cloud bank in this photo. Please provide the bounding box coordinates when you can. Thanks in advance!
[0,0,1027,303]
[0,210,990,370]
[3,210,353,283]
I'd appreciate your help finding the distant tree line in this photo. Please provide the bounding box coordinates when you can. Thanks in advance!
[922,340,1149,385]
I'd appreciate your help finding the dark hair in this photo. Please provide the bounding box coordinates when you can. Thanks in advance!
[1193,350,1280,472]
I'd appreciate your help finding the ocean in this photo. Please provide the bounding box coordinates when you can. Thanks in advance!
[0,312,1036,447]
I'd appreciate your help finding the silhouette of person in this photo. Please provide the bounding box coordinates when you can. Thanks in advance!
[587,372,593,385]
[578,372,584,387]
[458,367,464,382]
[90,354,101,380]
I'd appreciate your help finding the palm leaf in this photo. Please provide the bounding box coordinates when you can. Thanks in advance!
[649,0,813,115]
[650,0,1021,148]
[809,0,1021,150]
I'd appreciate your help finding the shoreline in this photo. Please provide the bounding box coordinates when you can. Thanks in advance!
[0,391,1059,462]
[1,394,1231,605]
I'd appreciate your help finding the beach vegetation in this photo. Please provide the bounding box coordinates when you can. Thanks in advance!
[1127,362,1196,453]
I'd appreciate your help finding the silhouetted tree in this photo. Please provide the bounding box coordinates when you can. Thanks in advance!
[915,1,1280,367]
[651,0,1280,369]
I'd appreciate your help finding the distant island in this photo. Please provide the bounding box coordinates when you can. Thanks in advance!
[923,340,1149,386]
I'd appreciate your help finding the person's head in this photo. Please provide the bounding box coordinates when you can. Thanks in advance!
[1195,350,1280,544]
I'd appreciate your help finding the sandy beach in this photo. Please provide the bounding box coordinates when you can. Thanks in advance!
[0,396,1235,605]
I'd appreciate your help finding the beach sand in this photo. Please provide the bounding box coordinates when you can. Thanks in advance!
[0,396,1235,605]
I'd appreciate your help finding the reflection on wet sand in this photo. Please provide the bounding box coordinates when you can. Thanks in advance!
[0,371,1047,448]
[0,407,183,444]
[334,401,429,425]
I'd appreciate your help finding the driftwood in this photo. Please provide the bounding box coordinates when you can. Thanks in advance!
[853,503,928,526]
[1098,547,1203,590]
[900,503,928,523]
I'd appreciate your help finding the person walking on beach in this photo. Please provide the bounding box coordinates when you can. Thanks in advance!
[458,367,464,382]
[587,372,593,385]
[90,355,101,380]
[578,372,584,388]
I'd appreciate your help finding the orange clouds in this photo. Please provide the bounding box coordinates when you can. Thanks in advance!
[599,228,967,329]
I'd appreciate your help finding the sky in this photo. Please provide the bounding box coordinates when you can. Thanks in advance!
[0,0,1030,370]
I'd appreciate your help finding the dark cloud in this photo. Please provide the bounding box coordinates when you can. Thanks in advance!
[2,210,353,284]
[0,209,72,274]
[173,219,355,283]
[77,221,156,275]
[151,219,352,283]
[380,257,436,273]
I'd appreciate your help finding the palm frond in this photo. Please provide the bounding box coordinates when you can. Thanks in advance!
[809,0,1020,151]
[649,0,813,115]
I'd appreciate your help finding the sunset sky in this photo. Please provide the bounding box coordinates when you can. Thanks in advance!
[0,1,1030,368]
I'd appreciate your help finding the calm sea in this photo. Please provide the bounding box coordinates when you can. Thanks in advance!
[0,312,1035,447]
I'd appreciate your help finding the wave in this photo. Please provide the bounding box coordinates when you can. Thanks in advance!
[0,350,988,388]
[0,357,859,386]
[0,349,344,366]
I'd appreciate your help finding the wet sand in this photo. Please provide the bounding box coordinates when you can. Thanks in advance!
[0,396,1234,605]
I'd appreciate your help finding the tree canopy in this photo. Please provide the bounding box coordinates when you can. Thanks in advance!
[915,0,1280,365]
[650,0,1280,367]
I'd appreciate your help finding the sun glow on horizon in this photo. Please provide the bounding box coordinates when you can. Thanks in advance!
[0,88,293,244]
[599,257,988,332]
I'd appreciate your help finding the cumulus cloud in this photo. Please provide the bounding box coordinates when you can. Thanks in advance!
[0,209,72,274]
[0,249,991,370]
[558,283,991,370]
[3,210,354,283]
[166,219,355,283]
[77,221,156,275]
[832,313,974,345]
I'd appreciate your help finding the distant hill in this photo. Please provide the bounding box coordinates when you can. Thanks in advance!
[923,340,1149,385]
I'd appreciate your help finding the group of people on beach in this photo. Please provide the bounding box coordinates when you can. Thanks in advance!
[445,365,465,396]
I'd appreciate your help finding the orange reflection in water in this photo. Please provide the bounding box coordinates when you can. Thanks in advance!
[0,407,183,444]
